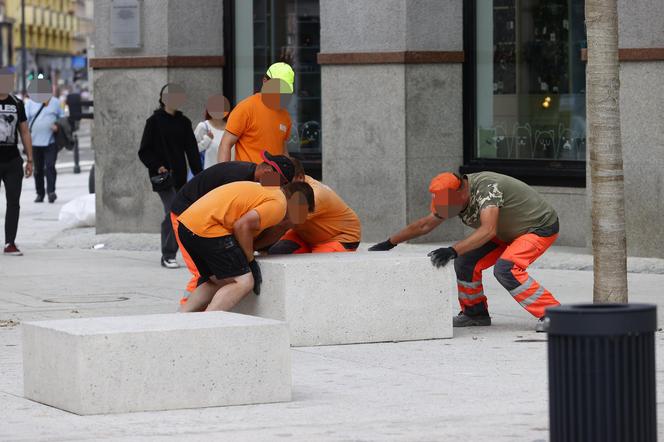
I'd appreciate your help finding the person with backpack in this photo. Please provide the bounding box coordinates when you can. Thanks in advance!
[138,83,203,269]
[25,78,64,203]
[0,67,34,256]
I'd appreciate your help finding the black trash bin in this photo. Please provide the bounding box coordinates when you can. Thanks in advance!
[546,303,658,442]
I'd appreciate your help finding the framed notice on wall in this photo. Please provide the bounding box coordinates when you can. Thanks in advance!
[111,0,142,49]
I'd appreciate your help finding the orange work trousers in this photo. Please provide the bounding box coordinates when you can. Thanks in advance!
[272,229,356,254]
[454,231,560,318]
[170,212,200,305]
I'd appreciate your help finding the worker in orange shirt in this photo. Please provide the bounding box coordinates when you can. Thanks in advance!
[256,159,361,254]
[218,62,294,164]
[178,178,315,312]
[170,151,296,305]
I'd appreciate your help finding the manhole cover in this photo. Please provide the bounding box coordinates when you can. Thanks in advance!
[43,295,130,304]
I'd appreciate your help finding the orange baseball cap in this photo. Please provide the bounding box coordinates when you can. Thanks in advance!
[429,173,462,194]
[429,173,462,214]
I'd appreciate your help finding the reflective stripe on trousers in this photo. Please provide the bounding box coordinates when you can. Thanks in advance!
[453,232,561,318]
[495,232,561,318]
[508,276,546,307]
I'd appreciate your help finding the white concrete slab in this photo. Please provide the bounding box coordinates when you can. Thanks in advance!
[235,252,454,346]
[22,312,291,415]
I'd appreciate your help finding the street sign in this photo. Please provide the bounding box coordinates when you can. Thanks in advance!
[110,0,142,49]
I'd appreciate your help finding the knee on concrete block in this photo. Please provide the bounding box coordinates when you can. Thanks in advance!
[493,259,520,290]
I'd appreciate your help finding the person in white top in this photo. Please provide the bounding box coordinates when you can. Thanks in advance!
[194,95,232,169]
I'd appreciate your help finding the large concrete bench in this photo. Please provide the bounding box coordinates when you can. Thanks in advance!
[235,252,454,346]
[22,312,291,415]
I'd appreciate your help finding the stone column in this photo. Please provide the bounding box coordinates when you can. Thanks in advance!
[91,0,223,233]
[319,0,464,243]
[615,0,664,258]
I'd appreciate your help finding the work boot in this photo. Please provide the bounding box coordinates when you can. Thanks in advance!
[453,311,491,327]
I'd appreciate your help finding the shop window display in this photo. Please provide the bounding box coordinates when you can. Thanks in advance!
[474,0,586,163]
[233,0,321,175]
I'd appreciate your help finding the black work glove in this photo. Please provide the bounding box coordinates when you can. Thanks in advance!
[249,259,262,295]
[428,247,458,268]
[368,239,396,251]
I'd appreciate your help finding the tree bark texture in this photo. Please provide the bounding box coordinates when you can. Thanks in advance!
[586,0,628,303]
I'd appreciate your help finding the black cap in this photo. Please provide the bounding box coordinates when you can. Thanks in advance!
[261,150,295,183]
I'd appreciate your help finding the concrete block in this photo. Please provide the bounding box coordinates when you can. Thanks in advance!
[22,312,291,415]
[235,252,454,346]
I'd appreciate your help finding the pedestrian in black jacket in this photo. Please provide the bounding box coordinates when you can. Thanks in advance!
[138,83,203,269]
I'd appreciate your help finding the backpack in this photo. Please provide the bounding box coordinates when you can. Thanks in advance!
[54,117,75,151]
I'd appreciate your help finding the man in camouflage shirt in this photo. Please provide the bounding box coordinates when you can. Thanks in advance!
[369,171,561,331]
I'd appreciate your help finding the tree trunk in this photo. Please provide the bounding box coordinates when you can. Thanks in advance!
[586,0,628,303]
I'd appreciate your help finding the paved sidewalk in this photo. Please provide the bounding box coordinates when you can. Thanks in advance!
[1,171,663,441]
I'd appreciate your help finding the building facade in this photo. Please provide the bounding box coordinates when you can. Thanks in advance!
[91,0,664,258]
[5,0,93,86]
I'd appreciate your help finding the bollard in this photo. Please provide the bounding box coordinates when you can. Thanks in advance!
[546,303,657,442]
[73,132,80,174]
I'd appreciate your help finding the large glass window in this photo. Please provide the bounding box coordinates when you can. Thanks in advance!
[232,0,321,173]
[465,0,587,185]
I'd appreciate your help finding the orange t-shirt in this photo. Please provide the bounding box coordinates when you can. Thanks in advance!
[177,181,286,238]
[292,176,362,244]
[224,93,291,164]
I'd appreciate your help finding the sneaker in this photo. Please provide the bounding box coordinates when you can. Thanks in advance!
[535,317,549,333]
[3,243,23,256]
[34,194,44,203]
[161,257,180,269]
[453,311,491,327]
[48,192,57,203]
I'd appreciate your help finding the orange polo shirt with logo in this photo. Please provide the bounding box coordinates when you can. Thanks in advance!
[292,176,362,244]
[225,93,291,164]
[177,181,286,238]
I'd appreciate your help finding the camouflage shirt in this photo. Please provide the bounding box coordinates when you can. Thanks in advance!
[458,172,558,242]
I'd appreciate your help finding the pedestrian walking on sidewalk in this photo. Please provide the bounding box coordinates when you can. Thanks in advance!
[194,95,231,169]
[219,62,294,164]
[138,83,203,269]
[26,79,64,204]
[369,171,561,332]
[0,67,33,256]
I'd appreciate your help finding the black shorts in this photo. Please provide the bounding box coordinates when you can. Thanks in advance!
[177,223,250,287]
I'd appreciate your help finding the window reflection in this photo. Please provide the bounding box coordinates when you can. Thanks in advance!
[252,0,321,155]
[476,0,586,162]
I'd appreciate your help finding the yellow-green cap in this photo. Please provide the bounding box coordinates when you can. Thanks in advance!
[266,62,294,93]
